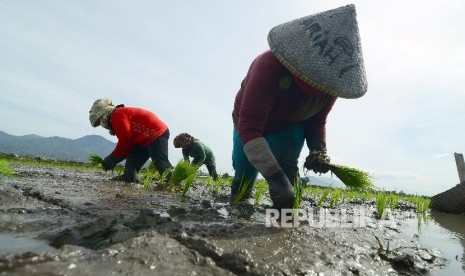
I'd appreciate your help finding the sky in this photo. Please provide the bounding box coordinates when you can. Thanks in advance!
[1,0,464,196]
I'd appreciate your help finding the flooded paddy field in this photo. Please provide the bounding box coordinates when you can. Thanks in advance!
[0,162,463,275]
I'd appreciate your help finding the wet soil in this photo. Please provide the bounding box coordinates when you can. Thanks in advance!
[0,164,448,275]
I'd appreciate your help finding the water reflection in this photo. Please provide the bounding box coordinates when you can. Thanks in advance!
[430,211,465,273]
[404,211,465,275]
[0,234,53,254]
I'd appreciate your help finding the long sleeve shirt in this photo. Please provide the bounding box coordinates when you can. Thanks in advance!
[182,140,215,166]
[110,106,168,159]
[232,50,336,151]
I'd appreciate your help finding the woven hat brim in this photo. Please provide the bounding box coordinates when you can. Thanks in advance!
[268,4,367,99]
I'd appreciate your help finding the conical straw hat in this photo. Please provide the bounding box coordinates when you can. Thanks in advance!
[268,4,367,99]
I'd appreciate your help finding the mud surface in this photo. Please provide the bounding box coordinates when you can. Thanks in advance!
[0,164,448,275]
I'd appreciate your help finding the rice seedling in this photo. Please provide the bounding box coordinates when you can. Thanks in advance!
[305,152,373,190]
[142,163,157,190]
[329,188,343,207]
[328,164,374,191]
[301,185,313,198]
[0,159,15,177]
[115,165,124,175]
[313,187,324,199]
[416,196,431,214]
[293,178,302,210]
[182,173,196,197]
[234,176,253,205]
[376,192,389,219]
[317,189,331,207]
[203,176,214,187]
[254,179,268,206]
[170,160,196,185]
[88,154,104,166]
[361,191,374,204]
[345,190,359,203]
[388,194,400,211]
[212,178,225,195]
[158,168,172,183]
[329,164,373,191]
[170,160,198,193]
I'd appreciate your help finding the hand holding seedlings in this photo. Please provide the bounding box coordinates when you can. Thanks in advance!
[304,150,331,174]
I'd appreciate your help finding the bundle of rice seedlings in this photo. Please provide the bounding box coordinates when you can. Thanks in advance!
[170,160,198,194]
[328,164,373,191]
[88,154,104,166]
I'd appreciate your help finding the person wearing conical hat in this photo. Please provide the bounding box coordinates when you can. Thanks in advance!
[231,5,367,212]
[173,133,219,181]
[89,99,173,182]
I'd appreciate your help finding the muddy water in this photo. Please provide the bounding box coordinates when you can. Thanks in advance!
[0,234,53,255]
[0,163,462,275]
[400,212,465,276]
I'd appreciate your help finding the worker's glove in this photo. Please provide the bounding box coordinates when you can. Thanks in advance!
[265,170,295,211]
[304,150,331,174]
[102,154,120,171]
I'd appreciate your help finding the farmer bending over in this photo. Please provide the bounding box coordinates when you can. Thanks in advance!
[89,98,173,182]
[231,5,367,211]
[173,133,219,181]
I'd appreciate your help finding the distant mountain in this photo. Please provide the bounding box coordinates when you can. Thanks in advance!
[0,130,115,162]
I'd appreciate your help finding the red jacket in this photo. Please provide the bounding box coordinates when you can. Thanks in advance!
[232,50,336,151]
[110,106,168,159]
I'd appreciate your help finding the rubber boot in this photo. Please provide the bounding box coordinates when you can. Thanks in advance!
[281,164,299,187]
[265,170,295,211]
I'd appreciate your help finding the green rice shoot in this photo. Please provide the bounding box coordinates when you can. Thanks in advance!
[415,196,431,214]
[159,168,172,183]
[234,176,253,205]
[388,194,400,211]
[88,154,104,166]
[317,189,331,207]
[170,160,198,187]
[329,189,343,207]
[182,174,196,197]
[212,178,223,195]
[376,193,389,219]
[170,160,198,195]
[254,180,268,206]
[0,160,15,177]
[293,177,302,210]
[142,163,157,190]
[329,164,374,191]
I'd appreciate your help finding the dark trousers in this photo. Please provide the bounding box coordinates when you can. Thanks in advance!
[124,129,173,182]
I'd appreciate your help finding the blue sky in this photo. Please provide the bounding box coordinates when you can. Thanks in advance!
[1,0,464,196]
